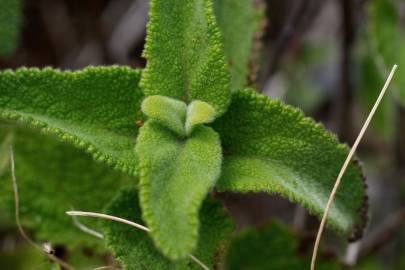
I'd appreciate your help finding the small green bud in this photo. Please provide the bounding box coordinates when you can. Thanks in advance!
[185,100,216,136]
[141,95,187,136]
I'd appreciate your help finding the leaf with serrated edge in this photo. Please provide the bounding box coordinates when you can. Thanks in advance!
[0,124,130,249]
[102,187,233,270]
[141,0,231,116]
[136,120,222,259]
[0,66,144,176]
[213,0,264,91]
[213,89,367,239]
[0,0,21,57]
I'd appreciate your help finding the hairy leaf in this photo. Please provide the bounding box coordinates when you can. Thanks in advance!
[185,100,216,136]
[213,90,367,239]
[102,187,233,269]
[136,120,222,259]
[225,222,342,270]
[0,124,130,249]
[0,66,143,176]
[213,0,264,90]
[141,0,231,116]
[0,0,21,57]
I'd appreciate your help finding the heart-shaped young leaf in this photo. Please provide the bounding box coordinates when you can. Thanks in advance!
[0,66,143,175]
[0,0,21,57]
[142,95,188,136]
[136,120,222,259]
[0,124,130,249]
[213,90,367,239]
[213,0,264,91]
[141,0,231,116]
[226,222,342,270]
[102,187,233,269]
[185,100,216,136]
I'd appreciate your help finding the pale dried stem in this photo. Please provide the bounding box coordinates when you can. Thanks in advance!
[67,211,150,232]
[92,266,122,270]
[66,211,210,270]
[70,213,104,239]
[9,147,75,270]
[310,64,398,270]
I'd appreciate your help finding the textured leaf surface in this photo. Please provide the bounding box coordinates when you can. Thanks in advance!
[141,0,231,116]
[0,124,130,249]
[185,100,216,136]
[102,187,233,269]
[213,0,263,91]
[0,0,21,57]
[213,90,367,239]
[0,66,143,175]
[225,222,342,270]
[142,95,187,136]
[136,120,222,259]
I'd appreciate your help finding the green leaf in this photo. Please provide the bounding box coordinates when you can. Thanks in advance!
[367,0,405,104]
[0,245,54,270]
[213,89,367,239]
[0,0,21,57]
[0,66,144,176]
[142,95,187,136]
[136,120,222,259]
[141,0,231,116]
[358,54,394,141]
[0,124,130,249]
[368,0,400,68]
[102,187,233,270]
[225,222,342,270]
[185,100,216,136]
[213,0,264,90]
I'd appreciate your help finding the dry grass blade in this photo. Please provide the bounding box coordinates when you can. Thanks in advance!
[66,211,210,270]
[70,212,104,239]
[67,211,150,232]
[92,266,122,270]
[9,146,76,270]
[310,64,398,270]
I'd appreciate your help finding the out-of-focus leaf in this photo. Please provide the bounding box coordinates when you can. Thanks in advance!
[225,222,342,270]
[0,246,52,270]
[213,0,264,91]
[368,0,405,104]
[0,124,131,249]
[358,54,394,141]
[0,0,21,57]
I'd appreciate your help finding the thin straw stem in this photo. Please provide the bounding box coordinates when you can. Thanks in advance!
[310,64,398,270]
[9,147,75,270]
[67,211,210,270]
